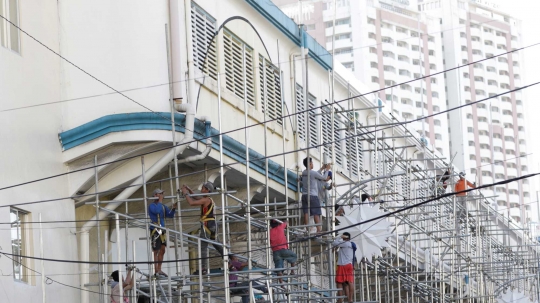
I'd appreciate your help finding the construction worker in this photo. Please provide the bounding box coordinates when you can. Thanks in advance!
[455,172,476,205]
[333,232,354,303]
[181,182,224,274]
[148,188,177,277]
[109,266,135,303]
[317,170,333,206]
[269,219,297,283]
[229,254,268,302]
[301,157,330,233]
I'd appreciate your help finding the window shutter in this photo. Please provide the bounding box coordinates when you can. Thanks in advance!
[345,113,362,176]
[296,84,306,142]
[224,31,255,107]
[259,56,283,125]
[321,101,342,166]
[191,3,217,80]
[295,84,318,147]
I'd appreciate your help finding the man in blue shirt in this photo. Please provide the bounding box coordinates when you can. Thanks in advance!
[301,157,329,233]
[149,188,177,277]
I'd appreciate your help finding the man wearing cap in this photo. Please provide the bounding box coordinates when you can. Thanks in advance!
[333,232,354,303]
[148,188,177,277]
[301,157,330,233]
[181,182,224,274]
[455,172,476,197]
[269,219,297,283]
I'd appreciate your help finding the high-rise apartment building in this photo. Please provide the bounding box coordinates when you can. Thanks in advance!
[275,0,450,161]
[424,0,531,223]
[276,0,531,224]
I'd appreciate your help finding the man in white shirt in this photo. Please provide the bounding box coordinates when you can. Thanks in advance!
[333,232,354,303]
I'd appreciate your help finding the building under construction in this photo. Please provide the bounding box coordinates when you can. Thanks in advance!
[0,0,537,303]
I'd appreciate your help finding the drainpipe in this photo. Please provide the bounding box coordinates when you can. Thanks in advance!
[79,104,197,303]
[176,119,212,164]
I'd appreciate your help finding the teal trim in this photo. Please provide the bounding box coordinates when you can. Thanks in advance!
[244,0,333,71]
[58,113,298,191]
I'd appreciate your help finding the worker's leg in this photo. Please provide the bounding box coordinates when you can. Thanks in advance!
[343,282,351,302]
[336,282,343,303]
[282,249,297,275]
[309,195,322,232]
[273,250,284,283]
[199,226,209,273]
[157,245,166,273]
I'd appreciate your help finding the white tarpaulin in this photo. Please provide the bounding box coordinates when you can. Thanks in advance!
[335,204,392,261]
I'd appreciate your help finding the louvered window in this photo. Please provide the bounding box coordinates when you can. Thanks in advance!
[295,84,318,147]
[224,30,255,107]
[345,112,362,176]
[321,100,343,166]
[259,56,283,125]
[191,3,217,80]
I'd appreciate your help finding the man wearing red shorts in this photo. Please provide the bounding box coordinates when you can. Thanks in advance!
[333,232,354,303]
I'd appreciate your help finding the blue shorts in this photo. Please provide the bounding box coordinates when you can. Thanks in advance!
[273,249,297,270]
[301,195,322,216]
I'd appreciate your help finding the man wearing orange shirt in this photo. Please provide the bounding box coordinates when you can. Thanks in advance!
[455,172,476,205]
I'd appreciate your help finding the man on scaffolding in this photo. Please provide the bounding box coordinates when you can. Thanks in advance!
[455,172,476,206]
[149,188,177,277]
[333,232,354,303]
[181,181,224,274]
[301,157,330,234]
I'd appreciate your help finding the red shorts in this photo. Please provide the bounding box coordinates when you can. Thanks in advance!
[336,264,354,284]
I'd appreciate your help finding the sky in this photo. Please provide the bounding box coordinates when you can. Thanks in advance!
[495,0,540,220]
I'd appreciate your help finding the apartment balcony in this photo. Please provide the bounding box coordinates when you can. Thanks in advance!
[382,56,396,67]
[507,167,518,177]
[509,207,521,218]
[495,35,507,46]
[482,176,494,185]
[522,183,529,193]
[428,40,436,51]
[462,91,471,101]
[471,40,482,50]
[478,135,490,145]
[369,52,379,64]
[474,80,486,92]
[336,53,353,62]
[494,165,505,175]
[485,45,496,56]
[325,24,352,36]
[385,72,397,84]
[501,101,512,112]
[513,78,521,88]
[487,87,499,97]
[504,140,516,151]
[520,155,527,165]
[398,75,411,85]
[519,143,526,153]
[509,195,520,206]
[399,89,413,101]
[498,61,509,72]
[523,196,531,206]
[327,39,353,50]
[472,54,484,64]
[512,65,521,75]
[381,27,394,38]
[480,149,491,158]
[478,121,490,132]
[517,117,525,127]
[503,128,515,137]
[476,107,489,118]
[323,6,351,20]
[474,67,485,78]
[502,114,514,125]
[507,181,519,191]
[492,138,503,148]
[471,27,481,37]
[365,23,376,35]
[494,151,504,162]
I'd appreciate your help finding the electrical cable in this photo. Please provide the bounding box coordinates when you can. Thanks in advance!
[1,172,537,266]
[0,80,536,210]
[0,40,536,193]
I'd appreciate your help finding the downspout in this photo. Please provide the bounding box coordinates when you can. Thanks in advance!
[176,119,212,164]
[80,2,199,295]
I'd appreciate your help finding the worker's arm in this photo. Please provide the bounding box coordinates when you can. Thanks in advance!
[467,181,476,188]
[311,169,329,181]
[185,194,211,206]
[164,204,177,218]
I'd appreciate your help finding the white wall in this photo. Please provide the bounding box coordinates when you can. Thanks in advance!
[0,1,78,301]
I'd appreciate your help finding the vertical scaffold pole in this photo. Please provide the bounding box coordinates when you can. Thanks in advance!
[216,28,230,303]
[94,155,103,303]
[240,35,254,302]
[141,157,155,302]
[115,213,123,303]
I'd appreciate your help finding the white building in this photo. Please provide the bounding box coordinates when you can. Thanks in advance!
[1,0,537,302]
[276,0,450,164]
[423,0,531,223]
